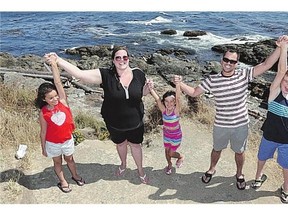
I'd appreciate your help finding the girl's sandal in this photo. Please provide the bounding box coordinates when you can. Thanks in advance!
[176,156,184,168]
[71,176,85,186]
[57,183,72,193]
[165,166,172,175]
[139,174,149,184]
[116,166,126,176]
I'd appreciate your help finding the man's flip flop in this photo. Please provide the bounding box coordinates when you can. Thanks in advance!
[57,183,72,193]
[236,175,246,190]
[201,170,216,184]
[251,174,267,190]
[280,185,288,204]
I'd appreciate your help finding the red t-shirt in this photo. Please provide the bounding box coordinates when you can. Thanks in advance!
[41,101,75,143]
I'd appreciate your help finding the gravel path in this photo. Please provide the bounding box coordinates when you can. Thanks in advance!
[1,118,284,205]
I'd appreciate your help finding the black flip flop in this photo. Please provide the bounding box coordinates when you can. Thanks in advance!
[201,170,216,184]
[251,174,267,189]
[236,175,246,190]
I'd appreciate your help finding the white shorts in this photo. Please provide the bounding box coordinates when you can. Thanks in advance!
[45,137,75,158]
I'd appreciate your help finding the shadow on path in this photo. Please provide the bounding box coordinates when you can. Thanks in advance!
[144,167,279,203]
[0,163,279,203]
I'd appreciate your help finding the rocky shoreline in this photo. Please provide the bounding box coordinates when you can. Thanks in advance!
[0,38,283,131]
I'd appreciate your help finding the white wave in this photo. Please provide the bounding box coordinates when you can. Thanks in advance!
[85,27,114,37]
[142,31,272,53]
[159,12,170,16]
[197,33,270,46]
[126,16,172,25]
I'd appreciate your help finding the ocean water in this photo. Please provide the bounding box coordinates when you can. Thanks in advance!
[1,11,287,62]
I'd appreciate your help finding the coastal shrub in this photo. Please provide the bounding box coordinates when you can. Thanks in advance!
[74,111,109,140]
[144,104,162,133]
[72,129,85,145]
[0,83,39,154]
[0,83,36,116]
[1,169,24,202]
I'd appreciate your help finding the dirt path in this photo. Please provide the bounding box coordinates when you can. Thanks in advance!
[0,118,284,205]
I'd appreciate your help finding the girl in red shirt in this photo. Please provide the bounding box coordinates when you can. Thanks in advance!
[35,58,85,193]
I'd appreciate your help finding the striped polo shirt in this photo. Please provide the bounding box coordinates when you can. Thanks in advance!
[199,68,254,128]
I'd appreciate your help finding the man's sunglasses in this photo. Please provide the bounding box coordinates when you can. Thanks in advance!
[222,57,238,65]
[115,56,129,61]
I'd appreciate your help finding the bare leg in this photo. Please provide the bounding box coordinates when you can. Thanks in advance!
[129,142,144,177]
[201,149,221,183]
[165,148,172,169]
[170,150,184,168]
[254,160,266,179]
[208,149,221,173]
[283,168,288,192]
[64,154,81,180]
[170,151,181,159]
[116,140,128,170]
[52,155,68,187]
[235,152,245,177]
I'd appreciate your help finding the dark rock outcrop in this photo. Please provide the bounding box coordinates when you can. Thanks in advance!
[160,29,177,35]
[0,37,281,117]
[211,39,282,72]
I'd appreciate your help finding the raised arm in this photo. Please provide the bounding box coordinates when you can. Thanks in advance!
[150,88,166,113]
[268,39,288,102]
[173,75,204,97]
[174,81,181,116]
[50,61,68,106]
[44,52,102,84]
[253,35,288,77]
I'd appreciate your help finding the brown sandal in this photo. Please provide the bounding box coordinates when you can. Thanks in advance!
[57,183,72,193]
[71,177,85,186]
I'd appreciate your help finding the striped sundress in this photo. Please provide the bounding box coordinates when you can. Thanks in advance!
[162,108,182,151]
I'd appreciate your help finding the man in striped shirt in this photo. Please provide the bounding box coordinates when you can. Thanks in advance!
[174,36,284,190]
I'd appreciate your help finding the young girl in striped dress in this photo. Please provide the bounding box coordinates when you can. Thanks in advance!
[149,82,184,175]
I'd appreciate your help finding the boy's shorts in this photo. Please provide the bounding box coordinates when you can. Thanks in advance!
[45,136,74,158]
[213,124,248,153]
[258,137,288,169]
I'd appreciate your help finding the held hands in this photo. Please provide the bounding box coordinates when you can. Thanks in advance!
[276,35,288,47]
[146,79,154,90]
[43,52,59,65]
[143,79,154,95]
[173,75,183,85]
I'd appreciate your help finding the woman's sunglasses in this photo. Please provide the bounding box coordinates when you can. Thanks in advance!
[115,56,129,62]
[222,57,238,65]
